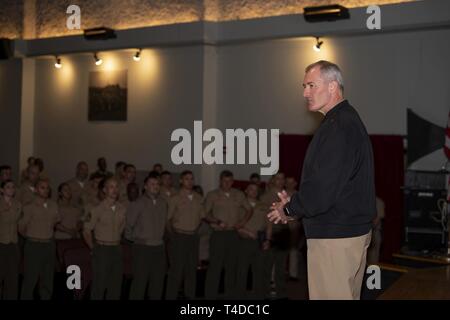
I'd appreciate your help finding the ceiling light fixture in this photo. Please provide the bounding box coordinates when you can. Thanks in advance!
[94,53,103,66]
[133,49,142,62]
[54,55,62,68]
[313,37,323,52]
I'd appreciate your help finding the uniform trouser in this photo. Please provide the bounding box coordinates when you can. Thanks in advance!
[0,243,19,300]
[205,230,239,299]
[236,238,264,299]
[307,231,372,300]
[263,246,289,299]
[91,244,123,300]
[21,240,55,300]
[165,233,199,300]
[198,222,212,262]
[129,244,166,300]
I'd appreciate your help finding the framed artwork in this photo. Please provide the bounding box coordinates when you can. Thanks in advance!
[88,69,127,121]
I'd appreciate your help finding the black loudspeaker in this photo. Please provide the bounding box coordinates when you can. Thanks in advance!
[0,39,13,60]
[404,188,448,253]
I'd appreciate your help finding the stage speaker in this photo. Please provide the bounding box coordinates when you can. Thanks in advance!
[404,188,448,252]
[0,39,13,60]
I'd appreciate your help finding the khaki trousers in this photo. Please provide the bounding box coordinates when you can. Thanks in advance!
[307,231,372,300]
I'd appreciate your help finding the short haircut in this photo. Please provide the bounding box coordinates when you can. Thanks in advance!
[34,158,44,170]
[147,170,160,178]
[124,164,136,171]
[273,171,285,178]
[58,182,69,194]
[249,173,260,180]
[181,170,193,178]
[77,161,88,168]
[115,161,126,169]
[0,165,12,172]
[153,163,162,168]
[305,60,344,93]
[161,170,171,177]
[105,176,117,184]
[90,172,105,181]
[100,176,118,192]
[220,170,233,180]
[36,179,49,187]
[127,182,139,191]
[57,182,69,200]
[246,182,258,189]
[27,164,40,174]
[145,171,160,184]
[97,157,106,165]
[1,179,13,189]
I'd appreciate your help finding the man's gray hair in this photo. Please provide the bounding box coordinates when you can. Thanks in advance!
[305,60,344,93]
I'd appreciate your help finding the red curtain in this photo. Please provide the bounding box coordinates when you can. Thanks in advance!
[370,135,405,262]
[279,134,404,263]
[279,134,313,182]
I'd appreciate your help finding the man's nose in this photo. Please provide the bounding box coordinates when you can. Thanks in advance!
[303,88,309,98]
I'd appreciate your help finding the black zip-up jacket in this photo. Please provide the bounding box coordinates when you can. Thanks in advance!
[286,100,376,239]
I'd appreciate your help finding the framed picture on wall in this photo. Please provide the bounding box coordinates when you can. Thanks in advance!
[88,69,127,121]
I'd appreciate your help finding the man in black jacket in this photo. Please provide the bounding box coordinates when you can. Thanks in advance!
[268,60,376,300]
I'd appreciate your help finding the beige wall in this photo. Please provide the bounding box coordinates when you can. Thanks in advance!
[34,47,204,188]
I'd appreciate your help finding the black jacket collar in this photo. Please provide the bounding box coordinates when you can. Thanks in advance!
[324,99,348,119]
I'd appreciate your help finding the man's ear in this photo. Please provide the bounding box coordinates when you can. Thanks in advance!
[328,80,338,93]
